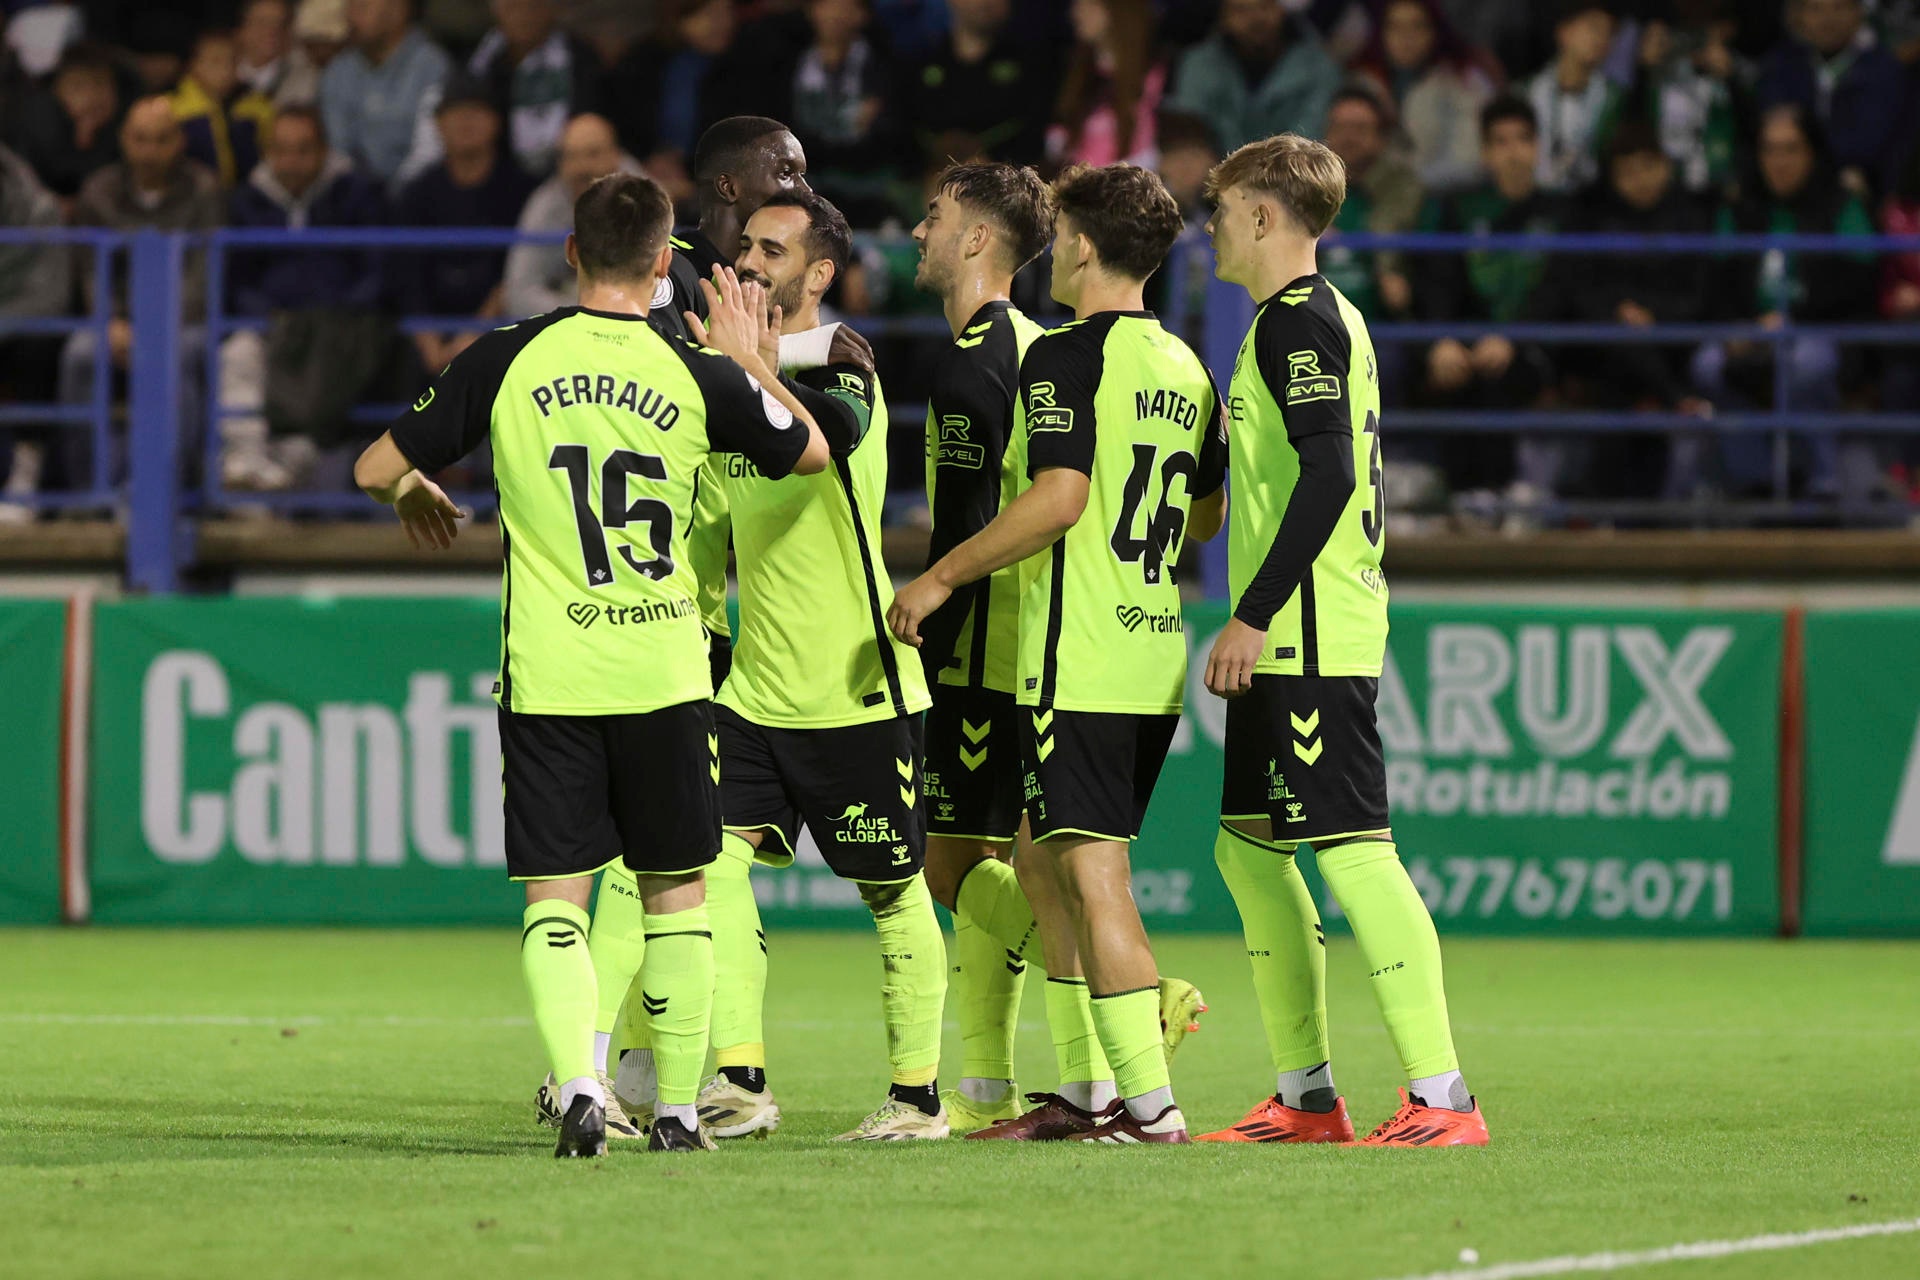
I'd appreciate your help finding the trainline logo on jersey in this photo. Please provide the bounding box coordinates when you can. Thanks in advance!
[138,652,503,866]
[1115,604,1182,634]
[566,598,695,630]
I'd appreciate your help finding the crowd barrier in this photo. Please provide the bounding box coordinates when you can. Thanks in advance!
[4,594,1915,937]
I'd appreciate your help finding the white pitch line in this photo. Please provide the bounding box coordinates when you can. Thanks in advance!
[0,1014,534,1028]
[1382,1219,1920,1280]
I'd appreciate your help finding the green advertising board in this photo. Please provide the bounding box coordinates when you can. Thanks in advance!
[83,597,1781,933]
[0,599,67,923]
[1803,611,1920,935]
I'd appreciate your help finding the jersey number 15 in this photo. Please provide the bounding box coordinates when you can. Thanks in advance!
[549,444,674,586]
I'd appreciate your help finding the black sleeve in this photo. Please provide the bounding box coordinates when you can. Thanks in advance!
[387,324,519,474]
[789,362,876,457]
[927,332,1018,551]
[1021,327,1102,477]
[1233,431,1355,630]
[672,339,810,479]
[1193,365,1228,499]
[1254,299,1354,443]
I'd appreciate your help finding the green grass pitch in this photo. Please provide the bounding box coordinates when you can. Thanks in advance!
[3,928,1916,1280]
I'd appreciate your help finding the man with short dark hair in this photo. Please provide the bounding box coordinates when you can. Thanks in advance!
[1757,0,1906,189]
[706,188,949,1141]
[466,0,606,177]
[354,171,831,1158]
[1523,0,1623,193]
[318,0,453,189]
[1199,130,1487,1148]
[892,164,1227,1144]
[1321,87,1422,319]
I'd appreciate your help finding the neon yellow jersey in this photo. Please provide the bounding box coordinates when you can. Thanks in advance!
[921,300,1045,694]
[716,362,931,728]
[1226,274,1388,677]
[389,307,807,714]
[1012,311,1226,715]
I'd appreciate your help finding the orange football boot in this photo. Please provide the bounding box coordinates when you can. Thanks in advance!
[1196,1095,1355,1144]
[1358,1089,1489,1147]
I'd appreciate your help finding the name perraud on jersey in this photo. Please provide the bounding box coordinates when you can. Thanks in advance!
[532,374,681,430]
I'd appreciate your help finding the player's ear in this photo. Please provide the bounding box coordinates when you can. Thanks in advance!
[809,256,835,298]
[564,232,578,271]
[653,242,674,282]
[966,221,990,260]
[714,171,738,204]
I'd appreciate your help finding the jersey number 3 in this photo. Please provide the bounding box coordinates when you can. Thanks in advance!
[549,444,674,586]
[1112,443,1196,585]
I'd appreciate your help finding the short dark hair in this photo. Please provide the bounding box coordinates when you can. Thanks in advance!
[572,173,674,281]
[273,104,326,146]
[1556,0,1614,26]
[1480,94,1538,141]
[934,162,1055,270]
[757,188,852,281]
[694,115,790,184]
[1051,163,1184,281]
[1605,118,1667,165]
[1329,85,1389,127]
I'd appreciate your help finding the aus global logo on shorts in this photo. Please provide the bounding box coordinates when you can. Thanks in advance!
[828,801,904,849]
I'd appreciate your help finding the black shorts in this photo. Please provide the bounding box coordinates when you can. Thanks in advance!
[924,685,1022,843]
[709,631,733,693]
[1220,675,1390,845]
[1019,707,1177,843]
[499,700,722,881]
[715,705,926,882]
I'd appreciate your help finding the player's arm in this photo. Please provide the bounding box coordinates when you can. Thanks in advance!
[355,330,509,549]
[783,361,877,457]
[888,332,1096,646]
[1205,308,1355,698]
[1187,370,1231,544]
[687,268,830,475]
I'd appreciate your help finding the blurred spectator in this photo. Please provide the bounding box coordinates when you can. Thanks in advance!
[171,29,277,188]
[238,0,322,107]
[786,0,900,225]
[1880,134,1920,493]
[5,1,82,80]
[501,113,638,317]
[56,97,221,497]
[1050,0,1163,168]
[467,0,605,177]
[1692,103,1879,502]
[1551,120,1714,500]
[1525,0,1624,193]
[1415,94,1568,507]
[393,80,534,374]
[604,0,749,204]
[1156,109,1220,221]
[223,106,389,490]
[1166,0,1336,154]
[77,0,201,89]
[319,0,454,190]
[904,0,1055,170]
[1437,0,1545,81]
[1320,87,1421,319]
[868,0,948,59]
[294,0,352,70]
[5,43,123,205]
[0,143,72,520]
[1631,6,1749,196]
[1350,0,1498,194]
[1756,0,1906,192]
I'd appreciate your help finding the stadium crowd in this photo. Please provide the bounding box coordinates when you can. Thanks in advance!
[1,0,1918,522]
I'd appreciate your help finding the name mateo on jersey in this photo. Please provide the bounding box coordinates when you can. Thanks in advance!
[1134,387,1201,429]
[530,373,682,430]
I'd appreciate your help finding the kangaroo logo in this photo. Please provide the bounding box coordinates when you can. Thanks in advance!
[832,802,871,822]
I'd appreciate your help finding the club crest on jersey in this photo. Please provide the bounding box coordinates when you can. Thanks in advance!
[1285,350,1340,405]
[650,275,674,310]
[1026,381,1073,432]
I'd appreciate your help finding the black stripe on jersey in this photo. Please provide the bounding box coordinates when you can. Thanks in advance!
[967,580,990,683]
[835,456,909,718]
[1298,569,1319,676]
[498,500,516,710]
[1040,539,1066,705]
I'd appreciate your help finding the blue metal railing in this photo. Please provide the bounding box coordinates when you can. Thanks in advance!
[8,226,1920,590]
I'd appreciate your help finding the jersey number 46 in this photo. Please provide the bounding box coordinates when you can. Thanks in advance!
[1111,442,1196,586]
[549,443,675,586]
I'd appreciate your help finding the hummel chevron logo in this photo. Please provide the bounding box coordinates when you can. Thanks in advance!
[1031,709,1053,734]
[960,744,988,771]
[1037,736,1055,762]
[1280,286,1314,307]
[961,718,990,744]
[900,785,917,806]
[1294,737,1324,766]
[641,992,668,1017]
[1292,708,1323,765]
[955,321,993,349]
[1289,710,1319,737]
[895,757,913,781]
[546,931,577,948]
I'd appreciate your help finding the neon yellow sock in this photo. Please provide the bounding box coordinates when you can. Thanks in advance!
[951,911,1025,1082]
[1315,840,1460,1079]
[1088,986,1169,1100]
[520,899,597,1087]
[1043,977,1111,1085]
[954,857,1038,962]
[708,832,767,1061]
[866,874,946,1086]
[588,867,647,1050]
[1215,825,1329,1073]
[640,904,715,1107]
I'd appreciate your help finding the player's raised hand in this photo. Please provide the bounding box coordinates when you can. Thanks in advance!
[392,473,466,550]
[887,573,951,647]
[1204,617,1265,698]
